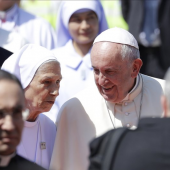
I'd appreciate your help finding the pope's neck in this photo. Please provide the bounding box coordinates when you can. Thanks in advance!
[72,40,92,57]
[128,78,136,93]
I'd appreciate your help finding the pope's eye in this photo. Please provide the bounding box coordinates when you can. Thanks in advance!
[44,80,50,84]
[94,69,99,74]
[56,80,61,84]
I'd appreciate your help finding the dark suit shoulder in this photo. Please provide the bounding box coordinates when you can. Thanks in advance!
[1,154,46,170]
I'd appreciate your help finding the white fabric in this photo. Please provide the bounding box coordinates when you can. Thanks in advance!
[1,44,56,88]
[47,40,94,122]
[1,44,57,169]
[17,114,56,169]
[94,27,139,49]
[0,4,56,50]
[55,0,108,47]
[0,28,27,53]
[50,74,164,170]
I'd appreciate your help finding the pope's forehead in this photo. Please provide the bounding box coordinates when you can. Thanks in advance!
[91,42,122,58]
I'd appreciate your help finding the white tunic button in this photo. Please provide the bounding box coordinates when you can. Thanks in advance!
[124,102,128,106]
[125,112,130,116]
[126,124,130,127]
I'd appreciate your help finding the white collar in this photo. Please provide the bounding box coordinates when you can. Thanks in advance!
[0,4,18,20]
[64,40,92,70]
[0,152,16,167]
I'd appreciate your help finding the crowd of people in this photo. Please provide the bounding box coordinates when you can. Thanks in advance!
[0,0,170,170]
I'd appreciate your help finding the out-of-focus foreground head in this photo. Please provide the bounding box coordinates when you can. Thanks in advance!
[162,68,170,117]
[0,70,25,156]
[0,0,19,11]
[91,27,143,103]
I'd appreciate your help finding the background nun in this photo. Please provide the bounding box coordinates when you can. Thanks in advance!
[1,44,62,169]
[48,0,108,122]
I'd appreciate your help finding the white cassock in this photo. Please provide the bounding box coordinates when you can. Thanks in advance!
[0,28,27,52]
[0,4,56,50]
[45,40,94,122]
[50,74,164,170]
[17,114,56,169]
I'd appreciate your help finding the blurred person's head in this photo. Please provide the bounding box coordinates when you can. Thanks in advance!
[0,0,19,11]
[2,44,62,122]
[56,0,108,48]
[161,68,170,117]
[0,70,25,155]
[91,27,143,103]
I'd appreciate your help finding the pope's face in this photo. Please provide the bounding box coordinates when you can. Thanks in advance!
[24,61,62,117]
[0,80,25,155]
[68,10,99,46]
[91,42,139,103]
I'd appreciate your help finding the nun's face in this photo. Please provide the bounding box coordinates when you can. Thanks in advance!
[68,10,99,45]
[24,61,62,119]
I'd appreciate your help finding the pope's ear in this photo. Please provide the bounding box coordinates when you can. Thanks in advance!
[131,58,143,78]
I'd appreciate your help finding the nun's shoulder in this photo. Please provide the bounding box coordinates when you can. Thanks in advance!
[18,7,53,29]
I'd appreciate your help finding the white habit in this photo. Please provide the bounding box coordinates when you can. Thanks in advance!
[17,114,56,169]
[50,74,164,170]
[1,44,58,169]
[0,4,56,50]
[0,28,27,53]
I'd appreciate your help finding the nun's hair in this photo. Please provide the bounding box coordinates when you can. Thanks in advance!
[0,70,23,90]
[121,44,140,62]
[164,68,170,110]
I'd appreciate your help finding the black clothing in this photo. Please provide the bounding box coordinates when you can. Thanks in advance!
[0,47,12,67]
[121,0,170,78]
[89,118,170,170]
[0,154,46,170]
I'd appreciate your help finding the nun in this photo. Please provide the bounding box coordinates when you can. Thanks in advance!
[1,44,62,169]
[0,0,56,49]
[49,0,108,122]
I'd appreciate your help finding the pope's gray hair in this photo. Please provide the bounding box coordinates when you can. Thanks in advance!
[121,44,140,62]
[164,68,170,111]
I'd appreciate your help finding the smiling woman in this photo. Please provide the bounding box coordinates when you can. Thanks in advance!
[1,44,61,169]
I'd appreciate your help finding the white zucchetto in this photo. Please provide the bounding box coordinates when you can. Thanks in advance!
[93,27,139,49]
[1,44,57,89]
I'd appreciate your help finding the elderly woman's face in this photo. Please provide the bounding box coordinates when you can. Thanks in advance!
[24,61,62,115]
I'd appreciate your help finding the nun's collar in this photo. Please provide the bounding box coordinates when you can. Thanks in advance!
[65,40,92,70]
